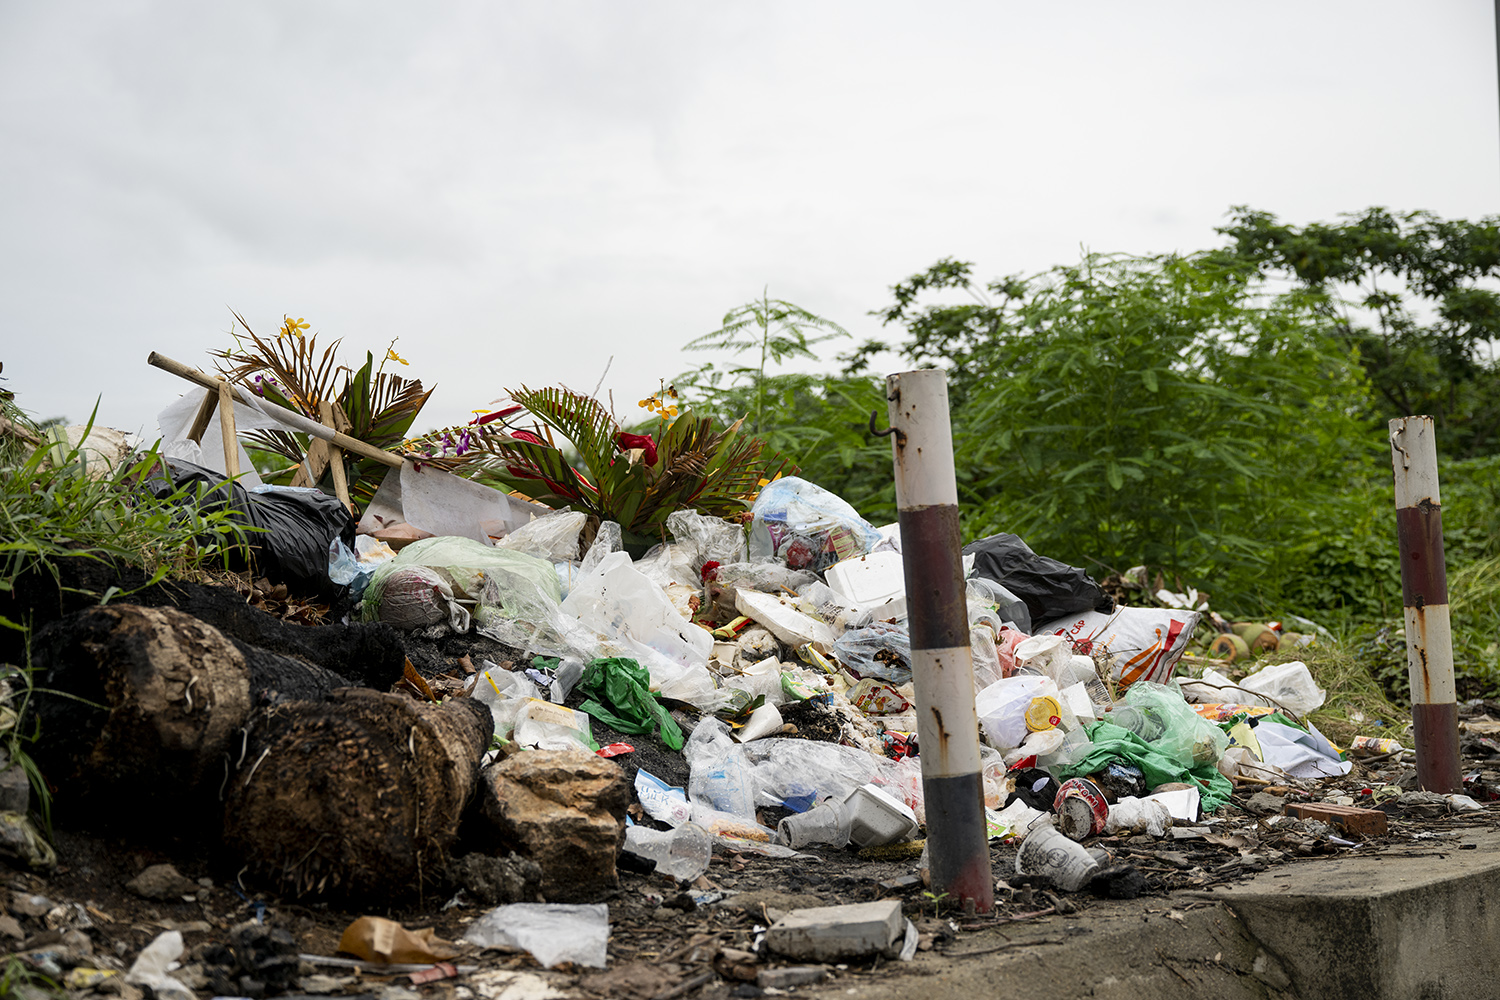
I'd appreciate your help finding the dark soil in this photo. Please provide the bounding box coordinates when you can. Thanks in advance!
[6,556,1500,1000]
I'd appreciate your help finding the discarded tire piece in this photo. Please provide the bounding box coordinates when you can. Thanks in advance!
[471,750,630,902]
[224,689,490,902]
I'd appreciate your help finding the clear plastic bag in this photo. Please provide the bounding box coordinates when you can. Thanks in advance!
[495,509,588,562]
[1123,681,1231,769]
[562,551,713,670]
[833,622,912,684]
[684,718,758,819]
[473,663,543,741]
[668,509,747,575]
[462,903,609,968]
[965,576,1032,633]
[1104,796,1173,837]
[740,736,894,811]
[581,520,622,575]
[748,477,881,572]
[708,562,820,615]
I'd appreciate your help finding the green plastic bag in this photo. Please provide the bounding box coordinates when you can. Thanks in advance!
[1123,681,1230,769]
[1060,720,1234,814]
[577,657,685,751]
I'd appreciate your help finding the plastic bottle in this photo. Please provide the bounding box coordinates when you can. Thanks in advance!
[623,823,712,881]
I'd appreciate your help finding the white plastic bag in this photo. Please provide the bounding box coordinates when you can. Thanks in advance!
[1105,796,1173,837]
[463,903,609,968]
[1238,660,1327,716]
[975,675,1063,751]
[1035,606,1199,691]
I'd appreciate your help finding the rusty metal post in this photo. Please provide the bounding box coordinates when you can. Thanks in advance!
[1389,416,1462,792]
[886,369,993,913]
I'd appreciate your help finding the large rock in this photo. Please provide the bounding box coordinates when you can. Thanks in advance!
[472,751,629,902]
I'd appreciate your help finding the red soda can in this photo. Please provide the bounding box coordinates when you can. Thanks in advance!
[1053,777,1109,841]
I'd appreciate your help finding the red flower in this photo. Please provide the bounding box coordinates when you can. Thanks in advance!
[509,429,548,446]
[470,404,524,426]
[615,432,658,466]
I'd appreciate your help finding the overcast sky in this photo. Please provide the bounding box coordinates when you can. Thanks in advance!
[2,1,1496,439]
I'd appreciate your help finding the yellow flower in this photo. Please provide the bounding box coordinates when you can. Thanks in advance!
[280,316,309,338]
[386,347,409,366]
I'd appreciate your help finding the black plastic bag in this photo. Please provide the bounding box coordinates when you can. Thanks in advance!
[147,458,356,601]
[963,533,1113,624]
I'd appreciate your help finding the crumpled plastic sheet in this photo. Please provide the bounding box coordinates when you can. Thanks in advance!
[462,903,609,969]
[495,509,588,562]
[832,622,912,684]
[668,508,747,574]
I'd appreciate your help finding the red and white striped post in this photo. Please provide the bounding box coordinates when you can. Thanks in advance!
[886,369,993,913]
[1389,416,1462,792]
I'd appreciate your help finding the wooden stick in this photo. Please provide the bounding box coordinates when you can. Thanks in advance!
[319,399,352,510]
[148,352,402,470]
[217,380,240,478]
[186,388,219,445]
[0,413,44,448]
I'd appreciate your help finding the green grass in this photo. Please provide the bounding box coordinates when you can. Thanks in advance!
[0,396,259,840]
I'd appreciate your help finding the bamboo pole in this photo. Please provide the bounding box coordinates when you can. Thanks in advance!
[217,380,240,478]
[319,399,352,510]
[147,352,402,470]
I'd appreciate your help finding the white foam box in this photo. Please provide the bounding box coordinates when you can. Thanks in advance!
[842,783,919,848]
[734,590,836,651]
[824,551,907,620]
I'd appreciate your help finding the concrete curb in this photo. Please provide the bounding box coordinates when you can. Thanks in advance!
[791,827,1500,1000]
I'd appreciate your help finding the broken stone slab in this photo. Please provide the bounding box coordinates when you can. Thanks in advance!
[1244,791,1286,815]
[757,966,828,989]
[733,590,836,651]
[0,765,28,813]
[765,899,904,962]
[126,864,199,901]
[471,750,629,903]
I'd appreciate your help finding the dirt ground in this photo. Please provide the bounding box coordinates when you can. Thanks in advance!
[5,745,1496,1000]
[5,565,1500,999]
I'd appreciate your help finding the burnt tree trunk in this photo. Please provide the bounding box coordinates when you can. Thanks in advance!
[27,604,254,833]
[2,555,406,690]
[223,689,490,904]
[27,603,392,835]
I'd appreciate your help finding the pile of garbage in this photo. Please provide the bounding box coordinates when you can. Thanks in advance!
[8,434,1500,992]
[325,471,1397,885]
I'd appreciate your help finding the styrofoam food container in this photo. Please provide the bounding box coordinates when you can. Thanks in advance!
[842,782,919,848]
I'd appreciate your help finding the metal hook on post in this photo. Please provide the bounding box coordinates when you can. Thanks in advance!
[868,410,907,446]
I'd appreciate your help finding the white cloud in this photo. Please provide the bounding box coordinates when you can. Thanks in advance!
[0,0,1495,435]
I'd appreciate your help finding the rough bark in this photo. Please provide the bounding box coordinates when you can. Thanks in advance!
[27,604,253,833]
[223,689,490,904]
